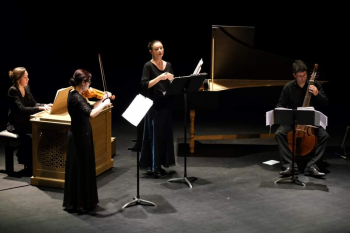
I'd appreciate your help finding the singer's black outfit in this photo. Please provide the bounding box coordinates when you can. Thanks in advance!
[275,79,329,171]
[6,85,43,169]
[139,61,176,174]
[63,90,98,212]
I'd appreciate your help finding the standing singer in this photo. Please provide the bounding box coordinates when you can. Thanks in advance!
[139,40,176,178]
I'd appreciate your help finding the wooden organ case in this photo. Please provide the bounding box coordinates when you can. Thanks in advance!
[30,87,115,188]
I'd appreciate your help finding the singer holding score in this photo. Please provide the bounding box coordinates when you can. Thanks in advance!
[63,69,112,215]
[139,40,176,178]
[6,67,52,175]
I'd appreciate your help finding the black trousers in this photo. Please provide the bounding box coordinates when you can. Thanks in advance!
[16,133,33,168]
[275,125,329,170]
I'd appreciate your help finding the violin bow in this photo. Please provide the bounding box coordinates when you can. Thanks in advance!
[98,53,109,101]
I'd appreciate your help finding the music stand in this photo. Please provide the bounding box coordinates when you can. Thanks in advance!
[122,94,156,209]
[273,108,327,187]
[166,73,207,188]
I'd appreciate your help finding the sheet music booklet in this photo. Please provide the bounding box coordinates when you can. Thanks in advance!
[50,86,74,115]
[193,58,203,75]
[122,94,153,127]
[266,107,328,133]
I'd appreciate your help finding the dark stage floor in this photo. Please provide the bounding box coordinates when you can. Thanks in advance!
[1,108,350,233]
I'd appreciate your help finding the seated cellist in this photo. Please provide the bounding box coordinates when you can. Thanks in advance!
[275,60,329,177]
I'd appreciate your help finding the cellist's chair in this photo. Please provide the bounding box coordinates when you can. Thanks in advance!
[0,130,21,175]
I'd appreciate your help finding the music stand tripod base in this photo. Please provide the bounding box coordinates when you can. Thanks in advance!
[274,175,306,187]
[168,176,198,188]
[122,196,157,209]
[122,139,157,210]
[335,152,347,160]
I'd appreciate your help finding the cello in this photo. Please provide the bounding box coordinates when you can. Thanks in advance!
[287,64,319,156]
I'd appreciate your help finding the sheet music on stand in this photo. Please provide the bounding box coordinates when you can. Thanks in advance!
[50,86,74,115]
[266,107,328,129]
[193,58,203,75]
[122,94,153,127]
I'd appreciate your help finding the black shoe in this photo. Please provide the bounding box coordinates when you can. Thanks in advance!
[279,167,299,176]
[304,167,325,177]
[77,208,96,216]
[145,169,154,176]
[153,171,161,179]
[159,168,168,176]
[23,165,33,176]
[130,143,140,152]
[64,207,78,214]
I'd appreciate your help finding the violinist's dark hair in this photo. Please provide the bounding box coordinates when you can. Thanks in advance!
[148,40,163,51]
[292,60,308,74]
[69,69,92,87]
[9,67,26,86]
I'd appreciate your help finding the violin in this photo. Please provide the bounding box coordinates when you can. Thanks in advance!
[82,87,104,99]
[82,87,115,101]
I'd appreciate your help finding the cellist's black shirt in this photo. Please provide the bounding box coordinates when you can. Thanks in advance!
[276,79,328,109]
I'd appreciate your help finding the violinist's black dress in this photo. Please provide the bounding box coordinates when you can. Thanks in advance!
[63,90,98,211]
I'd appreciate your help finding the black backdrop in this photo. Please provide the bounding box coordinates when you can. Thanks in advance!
[1,2,348,130]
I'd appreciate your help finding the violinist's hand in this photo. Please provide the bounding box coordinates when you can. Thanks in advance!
[103,91,112,99]
[309,85,319,96]
[103,98,111,107]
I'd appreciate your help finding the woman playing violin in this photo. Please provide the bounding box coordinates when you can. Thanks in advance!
[63,69,112,215]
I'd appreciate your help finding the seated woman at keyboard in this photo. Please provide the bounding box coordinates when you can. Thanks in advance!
[6,67,52,174]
